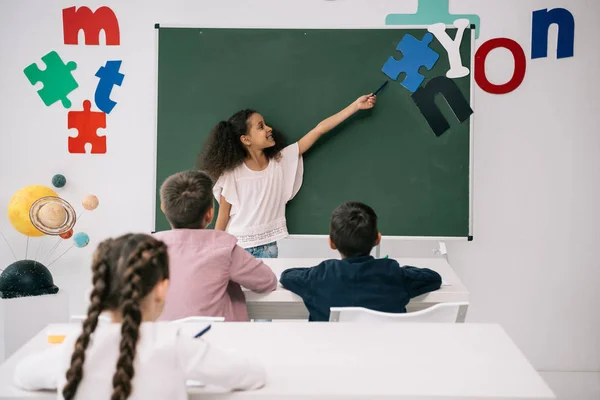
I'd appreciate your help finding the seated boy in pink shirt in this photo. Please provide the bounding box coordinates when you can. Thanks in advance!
[154,170,277,321]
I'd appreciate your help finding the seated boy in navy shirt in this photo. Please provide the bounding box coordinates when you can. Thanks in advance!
[280,201,442,321]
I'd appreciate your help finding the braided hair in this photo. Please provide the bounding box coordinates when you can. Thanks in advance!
[62,239,113,399]
[62,234,169,400]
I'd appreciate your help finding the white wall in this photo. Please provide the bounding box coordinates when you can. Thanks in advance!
[0,0,598,373]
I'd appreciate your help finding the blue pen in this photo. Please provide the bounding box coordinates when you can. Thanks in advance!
[373,80,388,96]
[194,324,212,338]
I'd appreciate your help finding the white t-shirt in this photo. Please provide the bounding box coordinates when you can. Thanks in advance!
[13,322,265,400]
[213,142,304,248]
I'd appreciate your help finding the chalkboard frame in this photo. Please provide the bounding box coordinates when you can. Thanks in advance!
[152,25,475,241]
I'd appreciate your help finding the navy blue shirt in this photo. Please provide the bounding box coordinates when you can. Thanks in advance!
[280,255,442,321]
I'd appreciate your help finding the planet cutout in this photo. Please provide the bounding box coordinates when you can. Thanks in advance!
[60,229,73,239]
[82,195,99,211]
[51,174,66,188]
[29,196,76,235]
[73,232,90,248]
[38,203,66,229]
[8,185,58,236]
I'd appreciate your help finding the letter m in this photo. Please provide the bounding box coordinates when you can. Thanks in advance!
[63,6,120,45]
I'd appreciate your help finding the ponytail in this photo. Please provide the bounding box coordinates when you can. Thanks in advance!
[196,110,256,180]
[217,120,232,136]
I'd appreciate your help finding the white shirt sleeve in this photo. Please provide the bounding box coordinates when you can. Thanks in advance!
[13,344,64,390]
[213,171,240,216]
[280,142,304,201]
[176,335,266,391]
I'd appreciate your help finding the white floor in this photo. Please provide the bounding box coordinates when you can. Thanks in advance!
[539,372,600,400]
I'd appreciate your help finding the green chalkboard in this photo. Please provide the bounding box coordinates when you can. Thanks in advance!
[155,27,473,237]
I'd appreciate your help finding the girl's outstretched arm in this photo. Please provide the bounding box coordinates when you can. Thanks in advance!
[297,94,376,155]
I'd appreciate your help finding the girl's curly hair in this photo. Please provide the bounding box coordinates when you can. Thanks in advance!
[196,109,287,181]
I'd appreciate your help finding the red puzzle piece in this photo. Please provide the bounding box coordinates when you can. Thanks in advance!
[68,100,106,154]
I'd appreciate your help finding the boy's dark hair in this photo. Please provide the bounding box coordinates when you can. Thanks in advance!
[62,233,169,400]
[330,202,379,258]
[160,170,214,229]
[197,109,287,181]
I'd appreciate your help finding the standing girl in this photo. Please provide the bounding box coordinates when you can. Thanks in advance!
[14,233,266,399]
[198,94,376,258]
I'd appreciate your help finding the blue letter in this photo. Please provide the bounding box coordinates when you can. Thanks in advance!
[532,8,575,59]
[94,60,124,114]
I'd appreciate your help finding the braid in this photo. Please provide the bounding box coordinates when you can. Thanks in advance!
[110,240,167,400]
[62,240,112,400]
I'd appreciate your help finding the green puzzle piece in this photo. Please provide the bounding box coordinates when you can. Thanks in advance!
[23,51,78,108]
[386,0,481,38]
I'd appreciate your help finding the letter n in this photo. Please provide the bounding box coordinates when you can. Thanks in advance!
[63,6,120,45]
[531,8,575,59]
[412,77,473,137]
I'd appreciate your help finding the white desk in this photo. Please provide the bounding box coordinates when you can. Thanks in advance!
[0,291,69,361]
[0,322,554,399]
[244,257,469,320]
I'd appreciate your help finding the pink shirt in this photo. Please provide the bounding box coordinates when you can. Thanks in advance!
[153,229,277,321]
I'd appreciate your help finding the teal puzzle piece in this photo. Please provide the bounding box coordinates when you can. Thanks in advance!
[23,51,78,108]
[385,0,481,38]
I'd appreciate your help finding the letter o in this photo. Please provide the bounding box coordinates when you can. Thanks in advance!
[475,38,526,94]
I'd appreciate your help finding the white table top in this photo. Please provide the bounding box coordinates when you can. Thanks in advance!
[244,257,469,304]
[0,322,553,399]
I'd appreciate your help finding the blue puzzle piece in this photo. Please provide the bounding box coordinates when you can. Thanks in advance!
[385,0,481,39]
[94,60,124,114]
[382,33,440,93]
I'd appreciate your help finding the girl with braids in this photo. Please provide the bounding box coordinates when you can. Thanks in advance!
[198,93,377,258]
[13,233,266,399]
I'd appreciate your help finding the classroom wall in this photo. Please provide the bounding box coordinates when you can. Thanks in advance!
[0,0,598,374]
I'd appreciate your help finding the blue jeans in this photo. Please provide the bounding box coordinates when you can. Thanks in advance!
[245,242,278,258]
[246,242,277,322]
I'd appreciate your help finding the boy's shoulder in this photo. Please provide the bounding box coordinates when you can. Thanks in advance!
[318,256,400,267]
[319,257,403,275]
[309,257,365,272]
[313,257,344,268]
[152,229,239,248]
[306,257,401,282]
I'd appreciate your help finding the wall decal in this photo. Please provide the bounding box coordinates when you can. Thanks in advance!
[386,0,481,38]
[382,33,440,93]
[68,100,107,154]
[428,19,471,79]
[94,60,125,114]
[62,6,120,45]
[23,51,78,108]
[475,38,527,94]
[532,8,575,59]
[412,76,473,137]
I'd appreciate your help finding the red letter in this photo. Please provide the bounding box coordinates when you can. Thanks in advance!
[62,6,120,46]
[475,38,526,94]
